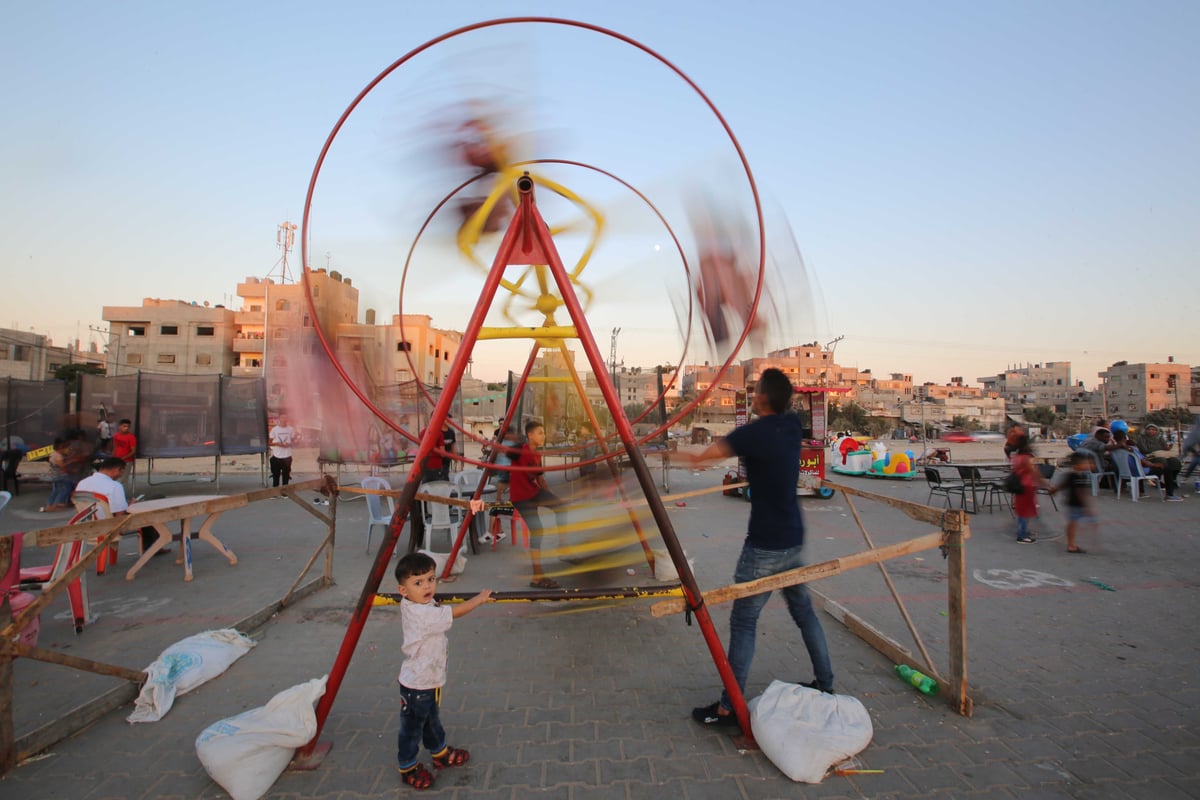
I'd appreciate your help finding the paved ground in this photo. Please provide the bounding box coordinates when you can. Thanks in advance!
[1,450,1199,799]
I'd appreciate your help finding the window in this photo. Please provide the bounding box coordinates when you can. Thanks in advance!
[275,299,290,311]
[302,315,312,328]
[128,326,146,336]
[396,342,412,352]
[127,353,143,365]
[196,353,212,366]
[197,326,215,336]
[444,351,449,361]
[312,286,320,297]
[157,353,176,365]
[273,328,288,340]
[12,346,29,361]
[161,325,179,335]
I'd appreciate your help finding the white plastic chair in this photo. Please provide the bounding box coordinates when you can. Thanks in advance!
[419,481,457,554]
[362,477,394,553]
[1112,450,1165,502]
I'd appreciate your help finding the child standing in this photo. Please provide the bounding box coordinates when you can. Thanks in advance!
[1010,433,1050,544]
[1053,452,1097,553]
[111,419,137,491]
[394,553,492,790]
[510,420,569,589]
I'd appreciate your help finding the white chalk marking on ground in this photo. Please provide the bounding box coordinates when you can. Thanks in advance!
[972,568,1074,591]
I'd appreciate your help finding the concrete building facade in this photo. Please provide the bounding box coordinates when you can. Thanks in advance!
[0,328,106,381]
[978,362,1073,412]
[1099,360,1192,422]
[102,299,236,376]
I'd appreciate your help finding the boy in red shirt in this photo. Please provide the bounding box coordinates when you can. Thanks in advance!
[509,420,568,589]
[111,419,137,490]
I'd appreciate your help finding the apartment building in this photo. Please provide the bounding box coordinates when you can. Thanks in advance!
[978,362,1073,413]
[102,299,236,375]
[0,328,105,380]
[1099,359,1192,421]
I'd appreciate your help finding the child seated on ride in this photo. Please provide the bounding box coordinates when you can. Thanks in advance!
[393,553,492,790]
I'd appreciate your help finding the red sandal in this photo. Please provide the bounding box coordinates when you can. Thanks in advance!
[432,745,470,769]
[399,762,434,790]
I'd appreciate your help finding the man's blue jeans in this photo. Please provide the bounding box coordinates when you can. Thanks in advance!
[397,685,446,769]
[719,541,834,711]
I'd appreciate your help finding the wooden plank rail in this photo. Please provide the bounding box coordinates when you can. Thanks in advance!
[0,478,340,773]
[21,478,327,548]
[650,477,974,717]
[650,530,953,618]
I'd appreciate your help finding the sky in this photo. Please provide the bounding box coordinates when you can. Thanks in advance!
[3,1,1197,391]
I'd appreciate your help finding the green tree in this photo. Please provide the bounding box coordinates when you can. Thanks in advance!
[53,363,105,392]
[1024,406,1057,426]
[830,401,868,433]
[865,417,892,438]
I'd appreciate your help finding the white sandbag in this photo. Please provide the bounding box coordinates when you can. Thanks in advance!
[651,548,694,582]
[195,675,327,800]
[748,679,873,783]
[420,548,466,576]
[128,628,256,723]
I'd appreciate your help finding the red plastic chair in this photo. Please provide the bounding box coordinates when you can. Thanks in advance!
[1,533,40,646]
[19,505,95,634]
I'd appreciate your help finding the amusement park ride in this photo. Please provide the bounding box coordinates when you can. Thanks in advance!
[291,18,776,762]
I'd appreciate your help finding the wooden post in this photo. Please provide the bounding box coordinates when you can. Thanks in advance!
[0,536,14,774]
[946,521,973,716]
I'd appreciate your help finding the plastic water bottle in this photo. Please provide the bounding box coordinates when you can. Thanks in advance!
[895,664,937,695]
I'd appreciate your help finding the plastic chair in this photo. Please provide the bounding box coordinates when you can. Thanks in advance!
[1112,450,1165,502]
[419,481,457,554]
[1,532,40,647]
[0,490,11,516]
[1077,449,1113,496]
[362,477,394,554]
[924,467,965,509]
[19,503,95,634]
[72,491,120,575]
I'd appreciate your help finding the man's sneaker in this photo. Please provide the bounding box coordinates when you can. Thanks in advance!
[691,702,738,727]
[800,679,834,694]
[1166,495,1184,502]
[479,533,495,544]
[1017,536,1036,544]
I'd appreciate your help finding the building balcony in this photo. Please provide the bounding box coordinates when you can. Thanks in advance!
[234,338,265,353]
[232,365,263,378]
[235,310,265,325]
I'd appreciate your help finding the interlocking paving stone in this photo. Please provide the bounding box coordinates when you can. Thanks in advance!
[5,468,1200,798]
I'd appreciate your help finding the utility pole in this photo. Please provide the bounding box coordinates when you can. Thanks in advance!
[609,327,621,384]
[89,325,120,376]
[824,335,844,385]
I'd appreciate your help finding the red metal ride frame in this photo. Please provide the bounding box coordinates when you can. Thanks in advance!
[295,175,754,763]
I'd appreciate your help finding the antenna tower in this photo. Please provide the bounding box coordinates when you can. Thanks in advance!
[268,221,298,283]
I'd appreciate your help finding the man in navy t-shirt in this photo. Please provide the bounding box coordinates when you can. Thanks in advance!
[685,368,835,729]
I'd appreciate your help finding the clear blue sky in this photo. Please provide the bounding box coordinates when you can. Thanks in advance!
[3,2,1197,390]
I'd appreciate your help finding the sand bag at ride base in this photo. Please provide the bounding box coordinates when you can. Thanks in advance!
[195,676,328,800]
[748,680,874,783]
[128,628,257,723]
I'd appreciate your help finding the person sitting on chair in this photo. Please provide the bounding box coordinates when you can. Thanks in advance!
[1134,424,1183,501]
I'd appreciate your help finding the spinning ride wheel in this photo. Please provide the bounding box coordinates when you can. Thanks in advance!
[299,17,767,475]
[294,17,775,762]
